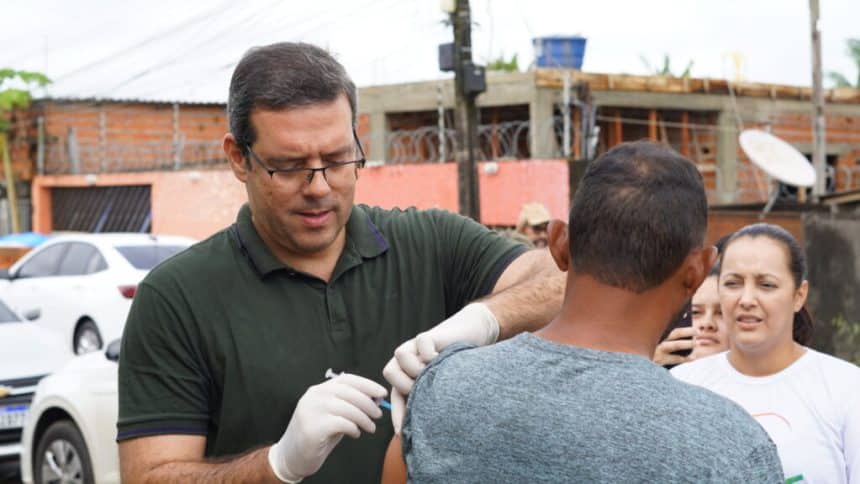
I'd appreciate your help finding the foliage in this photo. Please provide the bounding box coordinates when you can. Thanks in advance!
[0,68,52,132]
[831,314,860,366]
[487,53,519,73]
[639,53,693,78]
[826,38,860,88]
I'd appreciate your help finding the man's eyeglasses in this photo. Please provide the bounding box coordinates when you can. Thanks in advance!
[245,129,366,189]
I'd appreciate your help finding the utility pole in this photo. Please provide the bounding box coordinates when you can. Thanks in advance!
[451,0,481,220]
[809,0,827,198]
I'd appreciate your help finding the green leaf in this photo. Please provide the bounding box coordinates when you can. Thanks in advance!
[827,71,852,88]
[0,88,32,110]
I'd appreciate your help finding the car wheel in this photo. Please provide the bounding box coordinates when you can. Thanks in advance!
[34,420,95,484]
[74,320,102,355]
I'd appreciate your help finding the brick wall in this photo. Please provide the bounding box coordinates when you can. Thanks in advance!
[7,100,228,179]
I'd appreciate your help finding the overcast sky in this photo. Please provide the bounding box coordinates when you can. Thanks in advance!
[1,0,858,103]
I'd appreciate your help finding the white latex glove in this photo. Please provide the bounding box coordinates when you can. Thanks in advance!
[267,374,388,483]
[382,302,499,433]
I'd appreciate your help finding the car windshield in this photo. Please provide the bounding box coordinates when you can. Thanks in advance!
[0,300,21,323]
[115,245,186,270]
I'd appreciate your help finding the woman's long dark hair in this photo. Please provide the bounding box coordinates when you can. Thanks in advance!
[721,223,814,345]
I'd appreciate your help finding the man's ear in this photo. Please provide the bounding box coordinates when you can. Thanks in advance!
[683,246,717,297]
[547,219,569,272]
[224,133,249,183]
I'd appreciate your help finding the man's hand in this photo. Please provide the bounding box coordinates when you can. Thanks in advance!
[268,374,388,483]
[382,302,499,433]
[652,326,695,367]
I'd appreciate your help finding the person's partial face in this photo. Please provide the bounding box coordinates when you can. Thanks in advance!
[241,95,359,257]
[689,276,728,359]
[523,222,549,247]
[719,236,807,357]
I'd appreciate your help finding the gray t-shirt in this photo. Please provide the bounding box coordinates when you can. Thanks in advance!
[402,333,783,483]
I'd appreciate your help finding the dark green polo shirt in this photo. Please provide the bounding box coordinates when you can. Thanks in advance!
[117,203,526,483]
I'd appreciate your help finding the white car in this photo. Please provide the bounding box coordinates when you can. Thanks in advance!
[1,233,195,354]
[20,339,121,484]
[0,297,70,466]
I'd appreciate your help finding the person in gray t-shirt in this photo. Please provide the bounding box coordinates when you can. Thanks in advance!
[402,339,781,483]
[382,141,783,483]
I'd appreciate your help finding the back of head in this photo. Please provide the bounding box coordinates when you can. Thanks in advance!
[569,141,708,293]
[227,42,356,153]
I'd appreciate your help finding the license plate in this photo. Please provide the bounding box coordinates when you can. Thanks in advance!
[0,404,29,430]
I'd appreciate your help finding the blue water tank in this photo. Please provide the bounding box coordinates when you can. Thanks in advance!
[533,36,587,69]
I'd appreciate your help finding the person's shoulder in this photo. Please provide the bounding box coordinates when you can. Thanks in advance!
[142,225,233,288]
[667,370,770,441]
[806,347,860,376]
[670,351,726,383]
[803,348,860,405]
[358,204,462,228]
[358,204,479,247]
[409,339,517,400]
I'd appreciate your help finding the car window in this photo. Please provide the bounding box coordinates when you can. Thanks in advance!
[58,243,106,276]
[87,251,108,273]
[17,243,69,278]
[115,245,187,270]
[0,300,21,323]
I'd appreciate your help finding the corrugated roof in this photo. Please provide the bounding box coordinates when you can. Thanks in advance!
[35,96,226,106]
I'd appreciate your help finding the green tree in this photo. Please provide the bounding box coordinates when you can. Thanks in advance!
[826,38,860,88]
[0,68,51,233]
[487,53,519,72]
[639,53,693,78]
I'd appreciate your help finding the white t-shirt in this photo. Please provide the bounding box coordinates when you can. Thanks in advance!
[672,349,860,484]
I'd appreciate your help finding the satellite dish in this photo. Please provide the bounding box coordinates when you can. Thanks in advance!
[739,129,816,187]
[738,129,816,218]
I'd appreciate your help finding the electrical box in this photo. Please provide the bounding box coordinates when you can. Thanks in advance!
[438,43,455,72]
[463,63,486,96]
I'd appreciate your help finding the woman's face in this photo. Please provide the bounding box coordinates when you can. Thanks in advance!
[689,276,728,359]
[719,236,808,357]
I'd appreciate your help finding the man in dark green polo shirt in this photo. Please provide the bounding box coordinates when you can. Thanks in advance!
[117,42,563,484]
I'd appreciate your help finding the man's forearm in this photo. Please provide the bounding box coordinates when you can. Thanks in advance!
[124,446,280,484]
[483,256,565,340]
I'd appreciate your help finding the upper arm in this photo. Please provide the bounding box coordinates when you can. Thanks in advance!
[491,248,555,294]
[430,210,527,311]
[118,281,210,441]
[380,434,407,484]
[119,434,206,484]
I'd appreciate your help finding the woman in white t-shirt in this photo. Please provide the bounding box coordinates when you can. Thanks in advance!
[672,223,860,484]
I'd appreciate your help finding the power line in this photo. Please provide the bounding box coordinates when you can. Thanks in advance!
[53,0,235,83]
[109,0,401,99]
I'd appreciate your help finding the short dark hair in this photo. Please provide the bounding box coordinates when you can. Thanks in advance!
[227,42,357,155]
[568,141,708,293]
[721,223,814,345]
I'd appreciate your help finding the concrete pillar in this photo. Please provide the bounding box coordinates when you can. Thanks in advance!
[529,87,557,159]
[369,111,387,162]
[716,110,738,204]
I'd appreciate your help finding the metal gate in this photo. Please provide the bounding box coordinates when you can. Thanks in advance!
[51,185,152,233]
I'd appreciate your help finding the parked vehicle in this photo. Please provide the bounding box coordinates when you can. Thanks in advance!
[20,339,121,484]
[0,297,70,467]
[0,233,195,354]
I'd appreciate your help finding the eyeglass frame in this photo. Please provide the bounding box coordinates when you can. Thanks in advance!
[244,128,366,185]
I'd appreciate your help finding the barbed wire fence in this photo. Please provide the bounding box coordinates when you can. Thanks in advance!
[10,109,860,206]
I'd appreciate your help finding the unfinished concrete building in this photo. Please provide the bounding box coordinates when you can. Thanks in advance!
[357,69,860,205]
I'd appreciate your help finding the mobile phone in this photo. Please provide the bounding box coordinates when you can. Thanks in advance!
[659,300,693,357]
